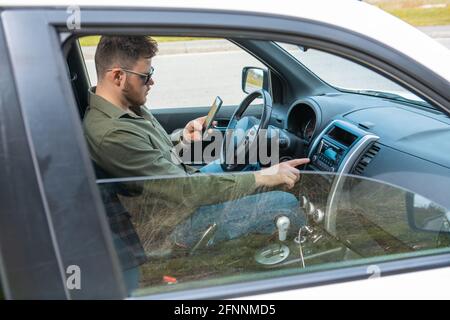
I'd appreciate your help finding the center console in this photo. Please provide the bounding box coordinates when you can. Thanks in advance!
[255,120,381,269]
[308,120,376,174]
[304,120,380,234]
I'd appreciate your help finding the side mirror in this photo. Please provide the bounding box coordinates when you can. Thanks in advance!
[242,67,269,94]
[407,193,450,233]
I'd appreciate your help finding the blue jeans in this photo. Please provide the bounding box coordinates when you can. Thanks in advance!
[171,191,303,247]
[171,161,304,246]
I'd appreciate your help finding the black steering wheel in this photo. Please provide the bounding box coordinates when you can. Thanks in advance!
[220,89,272,171]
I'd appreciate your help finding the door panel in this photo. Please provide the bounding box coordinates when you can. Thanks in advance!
[2,10,126,299]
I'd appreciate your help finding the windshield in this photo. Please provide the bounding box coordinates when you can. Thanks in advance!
[276,42,432,108]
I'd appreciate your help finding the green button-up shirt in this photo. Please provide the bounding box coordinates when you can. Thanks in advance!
[83,88,256,250]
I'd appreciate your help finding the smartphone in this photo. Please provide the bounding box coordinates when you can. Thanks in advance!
[203,96,223,135]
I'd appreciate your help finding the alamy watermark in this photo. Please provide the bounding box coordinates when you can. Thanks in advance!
[66,6,81,31]
[66,265,81,290]
[366,265,381,280]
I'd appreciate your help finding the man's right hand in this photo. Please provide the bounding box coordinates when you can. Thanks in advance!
[254,158,310,189]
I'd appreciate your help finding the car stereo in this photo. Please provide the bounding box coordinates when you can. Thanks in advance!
[309,121,362,173]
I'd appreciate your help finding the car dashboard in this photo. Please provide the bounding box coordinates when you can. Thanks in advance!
[282,92,450,207]
[275,92,450,252]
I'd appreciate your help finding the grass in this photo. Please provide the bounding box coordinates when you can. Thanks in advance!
[367,0,450,26]
[387,6,450,26]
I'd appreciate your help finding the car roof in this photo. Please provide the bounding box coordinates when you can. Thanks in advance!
[2,0,450,82]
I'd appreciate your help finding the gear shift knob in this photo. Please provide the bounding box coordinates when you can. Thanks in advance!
[276,216,290,241]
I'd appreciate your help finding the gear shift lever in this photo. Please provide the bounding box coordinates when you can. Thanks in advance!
[255,216,291,265]
[276,216,290,241]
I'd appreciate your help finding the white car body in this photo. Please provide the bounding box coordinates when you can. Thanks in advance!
[2,0,450,300]
[237,267,450,300]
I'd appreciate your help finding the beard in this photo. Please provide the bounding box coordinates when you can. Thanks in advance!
[123,79,145,108]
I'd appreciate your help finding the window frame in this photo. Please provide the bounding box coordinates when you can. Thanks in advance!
[0,9,126,299]
[0,20,73,300]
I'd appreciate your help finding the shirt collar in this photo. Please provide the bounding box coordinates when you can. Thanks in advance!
[88,87,143,119]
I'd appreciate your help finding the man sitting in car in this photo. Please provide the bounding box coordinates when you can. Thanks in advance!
[83,35,309,255]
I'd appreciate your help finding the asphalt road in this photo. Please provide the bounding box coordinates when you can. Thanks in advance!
[82,25,450,109]
[418,25,450,48]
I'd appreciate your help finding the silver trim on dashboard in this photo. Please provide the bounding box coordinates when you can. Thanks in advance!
[325,134,379,236]
[306,120,379,236]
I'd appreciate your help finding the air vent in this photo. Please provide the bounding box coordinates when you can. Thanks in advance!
[352,142,381,176]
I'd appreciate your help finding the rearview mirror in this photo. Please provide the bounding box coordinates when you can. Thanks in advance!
[408,193,450,233]
[242,67,268,94]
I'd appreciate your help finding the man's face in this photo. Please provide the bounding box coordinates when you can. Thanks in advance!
[121,58,154,108]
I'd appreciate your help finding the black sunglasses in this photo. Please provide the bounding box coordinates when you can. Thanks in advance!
[107,66,155,85]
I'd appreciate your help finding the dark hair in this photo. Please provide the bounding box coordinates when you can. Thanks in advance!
[94,35,158,80]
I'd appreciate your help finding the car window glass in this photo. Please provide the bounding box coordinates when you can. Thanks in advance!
[80,36,267,109]
[275,42,430,107]
[97,172,450,297]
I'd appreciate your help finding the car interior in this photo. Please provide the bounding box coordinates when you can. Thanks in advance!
[64,34,450,294]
